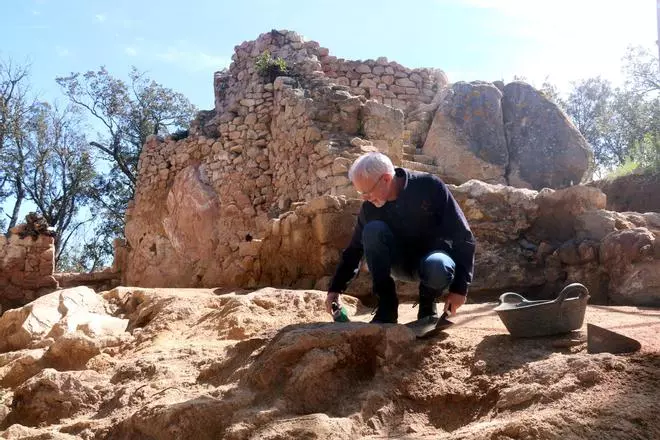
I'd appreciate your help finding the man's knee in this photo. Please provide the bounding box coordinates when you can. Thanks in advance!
[362,220,392,248]
[419,252,455,291]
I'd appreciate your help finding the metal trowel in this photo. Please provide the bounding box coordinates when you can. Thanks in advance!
[587,323,641,354]
[406,310,454,339]
[435,310,455,331]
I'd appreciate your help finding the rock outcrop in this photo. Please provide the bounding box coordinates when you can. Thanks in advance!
[421,81,593,189]
[502,82,593,189]
[421,81,509,185]
[0,286,127,354]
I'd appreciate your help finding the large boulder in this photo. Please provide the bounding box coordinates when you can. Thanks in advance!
[502,81,593,190]
[125,163,229,288]
[0,286,113,353]
[0,292,62,353]
[245,323,413,414]
[422,81,508,184]
[163,164,221,264]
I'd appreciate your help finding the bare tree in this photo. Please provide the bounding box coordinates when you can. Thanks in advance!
[56,66,197,194]
[56,66,197,266]
[21,102,96,264]
[0,58,32,232]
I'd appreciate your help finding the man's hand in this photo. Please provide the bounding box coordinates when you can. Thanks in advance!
[326,291,340,315]
[443,292,466,316]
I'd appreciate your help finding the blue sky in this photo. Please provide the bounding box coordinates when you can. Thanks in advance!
[2,0,657,110]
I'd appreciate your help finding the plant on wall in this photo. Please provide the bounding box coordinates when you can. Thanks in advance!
[255,50,288,82]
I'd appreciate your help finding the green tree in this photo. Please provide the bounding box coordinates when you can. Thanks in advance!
[20,102,96,266]
[539,78,566,108]
[619,46,660,168]
[600,90,649,167]
[56,224,112,272]
[56,67,197,191]
[564,77,617,169]
[622,46,660,96]
[56,66,197,263]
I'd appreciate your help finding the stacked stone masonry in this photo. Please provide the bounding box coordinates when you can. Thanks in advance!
[319,55,448,111]
[0,227,58,312]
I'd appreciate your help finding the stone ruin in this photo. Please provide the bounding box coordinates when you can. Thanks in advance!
[0,214,58,312]
[0,214,122,311]
[0,30,658,439]
[118,29,660,307]
[0,30,654,309]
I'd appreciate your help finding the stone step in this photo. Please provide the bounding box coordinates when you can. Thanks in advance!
[401,160,443,176]
[413,154,435,165]
[403,153,414,161]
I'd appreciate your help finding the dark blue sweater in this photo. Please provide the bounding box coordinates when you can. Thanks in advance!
[329,167,475,295]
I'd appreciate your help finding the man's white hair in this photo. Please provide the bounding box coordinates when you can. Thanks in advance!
[348,152,395,182]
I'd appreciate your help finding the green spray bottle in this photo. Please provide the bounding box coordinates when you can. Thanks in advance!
[331,302,350,322]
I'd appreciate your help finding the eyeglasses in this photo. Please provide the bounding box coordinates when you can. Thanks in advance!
[357,174,384,197]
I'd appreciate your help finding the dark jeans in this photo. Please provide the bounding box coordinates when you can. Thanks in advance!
[362,220,455,298]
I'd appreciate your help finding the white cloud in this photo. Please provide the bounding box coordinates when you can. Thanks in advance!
[125,47,138,56]
[95,14,107,23]
[55,46,70,57]
[442,0,656,89]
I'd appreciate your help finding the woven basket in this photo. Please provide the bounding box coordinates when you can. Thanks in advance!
[494,283,590,338]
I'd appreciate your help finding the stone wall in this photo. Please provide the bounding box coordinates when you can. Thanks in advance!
[270,184,660,306]
[319,55,448,111]
[124,30,409,287]
[0,222,58,312]
[53,271,120,292]
[592,170,660,213]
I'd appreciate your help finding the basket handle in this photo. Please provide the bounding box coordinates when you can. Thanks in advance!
[498,292,526,306]
[556,283,589,304]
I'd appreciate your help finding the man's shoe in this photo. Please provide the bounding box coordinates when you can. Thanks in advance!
[370,312,398,324]
[371,277,398,324]
[370,295,399,323]
[418,284,439,320]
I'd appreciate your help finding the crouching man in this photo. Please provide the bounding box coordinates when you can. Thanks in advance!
[325,152,476,323]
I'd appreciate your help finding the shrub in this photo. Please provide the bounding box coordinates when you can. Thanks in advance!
[604,159,642,180]
[255,50,288,82]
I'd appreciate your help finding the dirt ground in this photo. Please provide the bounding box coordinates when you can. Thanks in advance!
[0,287,658,439]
